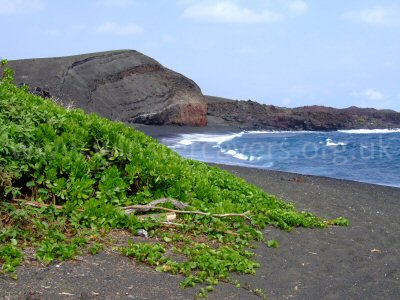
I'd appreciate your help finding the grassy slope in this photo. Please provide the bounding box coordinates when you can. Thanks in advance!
[0,64,345,296]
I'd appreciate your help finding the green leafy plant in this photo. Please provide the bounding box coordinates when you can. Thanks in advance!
[36,238,77,264]
[329,217,350,226]
[266,239,279,248]
[0,62,348,297]
[0,242,23,276]
[89,242,104,255]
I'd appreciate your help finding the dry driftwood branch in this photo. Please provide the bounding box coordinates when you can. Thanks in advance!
[137,212,177,221]
[133,198,188,213]
[160,221,184,227]
[123,205,251,218]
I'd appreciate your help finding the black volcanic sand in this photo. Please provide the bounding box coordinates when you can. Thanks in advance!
[1,167,400,299]
[216,164,400,299]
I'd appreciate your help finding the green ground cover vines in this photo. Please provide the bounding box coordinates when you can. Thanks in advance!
[0,61,347,297]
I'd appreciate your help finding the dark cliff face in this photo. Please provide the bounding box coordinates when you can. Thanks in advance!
[8,50,207,126]
[206,96,400,131]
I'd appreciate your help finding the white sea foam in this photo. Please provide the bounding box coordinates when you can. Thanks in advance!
[172,130,335,148]
[225,150,237,156]
[233,153,248,160]
[245,130,278,134]
[224,149,248,160]
[177,132,244,146]
[244,130,315,134]
[222,148,260,161]
[263,162,274,168]
[339,129,400,134]
[171,129,399,148]
[326,138,347,147]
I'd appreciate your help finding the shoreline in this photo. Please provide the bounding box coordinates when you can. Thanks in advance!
[132,124,400,138]
[134,124,400,189]
[212,162,400,190]
[131,123,242,139]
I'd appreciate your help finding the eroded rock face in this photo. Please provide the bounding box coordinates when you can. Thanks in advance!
[206,96,400,131]
[8,50,207,126]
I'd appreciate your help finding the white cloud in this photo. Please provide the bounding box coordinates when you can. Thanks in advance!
[182,1,283,23]
[93,0,135,7]
[288,0,308,16]
[118,24,143,35]
[282,97,293,106]
[350,89,399,109]
[162,34,176,43]
[362,89,385,101]
[0,0,45,14]
[67,25,88,33]
[95,22,143,35]
[343,6,400,27]
[353,89,386,101]
[96,22,116,32]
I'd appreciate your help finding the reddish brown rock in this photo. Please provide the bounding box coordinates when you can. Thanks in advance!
[170,103,208,126]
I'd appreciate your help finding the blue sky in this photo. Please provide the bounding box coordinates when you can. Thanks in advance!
[1,0,399,111]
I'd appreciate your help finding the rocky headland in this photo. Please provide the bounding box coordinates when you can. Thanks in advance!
[8,50,207,126]
[206,96,400,131]
[6,50,400,131]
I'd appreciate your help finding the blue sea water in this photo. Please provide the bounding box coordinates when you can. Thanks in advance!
[161,129,400,188]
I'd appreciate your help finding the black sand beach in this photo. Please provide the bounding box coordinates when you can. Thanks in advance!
[216,164,400,299]
[1,163,399,299]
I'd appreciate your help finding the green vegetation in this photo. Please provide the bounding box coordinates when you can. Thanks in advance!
[0,242,23,277]
[0,61,347,297]
[266,239,279,248]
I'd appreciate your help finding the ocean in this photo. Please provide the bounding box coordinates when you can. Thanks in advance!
[161,129,400,188]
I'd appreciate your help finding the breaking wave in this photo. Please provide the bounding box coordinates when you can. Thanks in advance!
[223,149,259,161]
[326,138,347,147]
[339,129,400,134]
[161,129,400,188]
[177,132,244,146]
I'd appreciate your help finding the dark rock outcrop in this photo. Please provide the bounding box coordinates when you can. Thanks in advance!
[8,50,207,126]
[206,96,400,131]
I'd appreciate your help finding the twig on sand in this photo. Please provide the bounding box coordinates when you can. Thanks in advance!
[122,205,250,218]
[134,198,189,212]
[137,212,177,221]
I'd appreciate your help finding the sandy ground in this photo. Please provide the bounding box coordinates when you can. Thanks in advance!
[216,164,400,300]
[1,163,399,299]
